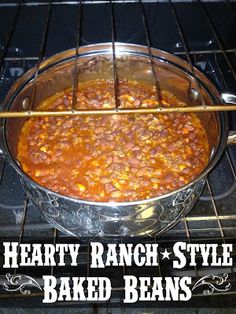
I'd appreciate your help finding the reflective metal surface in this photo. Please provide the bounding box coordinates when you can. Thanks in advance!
[0,43,234,237]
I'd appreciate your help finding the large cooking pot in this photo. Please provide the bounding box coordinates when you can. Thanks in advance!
[0,43,236,237]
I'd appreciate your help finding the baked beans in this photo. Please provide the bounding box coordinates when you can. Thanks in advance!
[17,80,209,202]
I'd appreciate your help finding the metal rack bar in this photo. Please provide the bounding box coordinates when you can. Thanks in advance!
[0,0,233,8]
[0,1,141,6]
[214,52,229,92]
[206,178,236,280]
[109,0,120,110]
[50,228,57,276]
[175,48,236,55]
[139,0,162,103]
[183,218,199,279]
[206,179,225,240]
[169,0,206,108]
[184,215,236,222]
[2,48,236,62]
[1,105,236,118]
[225,150,236,180]
[120,238,126,281]
[154,236,162,277]
[200,0,236,81]
[86,243,90,278]
[194,38,236,204]
[0,0,20,190]
[28,1,52,112]
[3,48,236,62]
[71,0,82,111]
[0,162,5,185]
[160,233,236,243]
[0,1,21,77]
[14,196,28,276]
[0,223,53,232]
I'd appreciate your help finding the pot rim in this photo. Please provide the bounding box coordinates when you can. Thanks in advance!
[2,42,229,207]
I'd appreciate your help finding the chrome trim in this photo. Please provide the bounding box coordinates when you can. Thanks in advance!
[221,93,236,105]
[227,131,236,146]
[221,93,236,146]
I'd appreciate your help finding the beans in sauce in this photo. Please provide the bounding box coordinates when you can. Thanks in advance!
[17,80,210,202]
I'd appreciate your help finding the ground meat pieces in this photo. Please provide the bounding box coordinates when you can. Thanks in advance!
[17,79,210,202]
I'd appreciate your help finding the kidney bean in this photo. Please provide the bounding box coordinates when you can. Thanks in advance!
[128,157,140,168]
[101,116,109,126]
[132,145,140,151]
[104,155,112,166]
[122,191,135,200]
[63,97,71,107]
[96,138,106,146]
[113,163,125,171]
[189,131,196,140]
[133,150,143,160]
[183,167,191,174]
[93,126,104,135]
[80,123,89,131]
[136,167,148,177]
[112,155,121,163]
[54,98,63,106]
[85,143,91,150]
[111,129,120,137]
[186,124,195,131]
[131,124,140,132]
[104,183,116,193]
[134,99,141,107]
[164,174,174,183]
[167,143,176,152]
[150,148,157,157]
[140,130,152,140]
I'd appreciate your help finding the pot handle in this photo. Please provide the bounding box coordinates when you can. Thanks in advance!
[227,131,236,146]
[0,94,235,156]
[0,147,3,159]
[221,93,236,146]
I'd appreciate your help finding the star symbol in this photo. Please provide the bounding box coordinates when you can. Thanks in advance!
[160,249,172,260]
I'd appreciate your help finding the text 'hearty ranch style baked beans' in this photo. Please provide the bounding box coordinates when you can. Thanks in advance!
[17,80,210,202]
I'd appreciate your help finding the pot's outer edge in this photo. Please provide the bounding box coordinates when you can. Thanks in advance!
[1,43,229,206]
[0,43,231,236]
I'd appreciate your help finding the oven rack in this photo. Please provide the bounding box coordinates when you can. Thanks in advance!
[1,1,236,116]
[0,0,235,306]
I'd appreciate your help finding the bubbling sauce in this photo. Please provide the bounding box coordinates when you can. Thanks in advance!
[17,80,209,202]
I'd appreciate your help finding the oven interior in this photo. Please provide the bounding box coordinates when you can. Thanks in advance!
[0,0,235,309]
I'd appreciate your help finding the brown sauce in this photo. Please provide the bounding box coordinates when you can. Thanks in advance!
[17,80,210,202]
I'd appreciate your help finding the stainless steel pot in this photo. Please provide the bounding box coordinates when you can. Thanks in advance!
[0,43,236,237]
